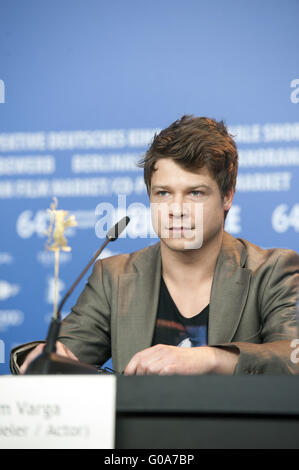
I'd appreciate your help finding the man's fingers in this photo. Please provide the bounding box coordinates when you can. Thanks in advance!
[20,343,45,374]
[124,344,212,376]
[56,341,78,360]
[124,353,140,375]
[19,341,78,374]
[124,344,169,375]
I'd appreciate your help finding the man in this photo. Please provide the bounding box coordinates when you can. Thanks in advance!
[15,115,299,375]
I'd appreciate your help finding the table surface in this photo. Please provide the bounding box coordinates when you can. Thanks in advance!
[116,375,299,416]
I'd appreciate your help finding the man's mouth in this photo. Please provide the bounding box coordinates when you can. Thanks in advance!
[168,227,194,230]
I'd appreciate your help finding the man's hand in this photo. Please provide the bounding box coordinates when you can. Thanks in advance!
[124,344,239,376]
[20,341,78,374]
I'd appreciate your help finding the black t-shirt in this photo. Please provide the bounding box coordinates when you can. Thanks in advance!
[152,277,209,348]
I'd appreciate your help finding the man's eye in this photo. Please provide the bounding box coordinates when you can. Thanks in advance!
[190,191,202,197]
[157,191,169,196]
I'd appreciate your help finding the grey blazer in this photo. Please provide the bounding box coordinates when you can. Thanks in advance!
[11,232,299,375]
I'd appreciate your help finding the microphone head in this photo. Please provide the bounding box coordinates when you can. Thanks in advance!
[106,216,130,241]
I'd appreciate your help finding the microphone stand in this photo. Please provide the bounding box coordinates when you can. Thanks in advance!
[25,217,130,375]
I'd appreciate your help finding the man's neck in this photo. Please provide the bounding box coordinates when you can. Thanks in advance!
[160,230,224,285]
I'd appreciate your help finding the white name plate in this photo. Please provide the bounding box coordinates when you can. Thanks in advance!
[0,375,116,449]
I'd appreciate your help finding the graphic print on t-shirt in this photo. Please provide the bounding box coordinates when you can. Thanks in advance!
[152,277,209,348]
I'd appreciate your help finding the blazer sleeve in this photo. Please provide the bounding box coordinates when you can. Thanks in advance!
[217,250,299,375]
[9,259,112,373]
[57,259,112,366]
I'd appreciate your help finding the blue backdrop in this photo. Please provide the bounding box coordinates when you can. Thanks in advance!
[0,0,298,374]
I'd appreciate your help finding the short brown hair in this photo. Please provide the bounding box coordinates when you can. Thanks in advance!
[138,115,238,199]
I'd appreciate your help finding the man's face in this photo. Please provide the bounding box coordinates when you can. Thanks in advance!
[149,159,233,251]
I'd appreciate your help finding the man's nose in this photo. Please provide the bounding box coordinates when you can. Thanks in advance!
[169,195,189,218]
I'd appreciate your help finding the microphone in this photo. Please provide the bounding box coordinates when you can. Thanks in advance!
[25,216,130,375]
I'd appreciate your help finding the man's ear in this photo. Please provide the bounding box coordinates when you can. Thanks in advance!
[223,189,234,212]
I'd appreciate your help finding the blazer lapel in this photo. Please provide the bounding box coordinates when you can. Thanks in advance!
[208,233,251,345]
[115,243,162,372]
